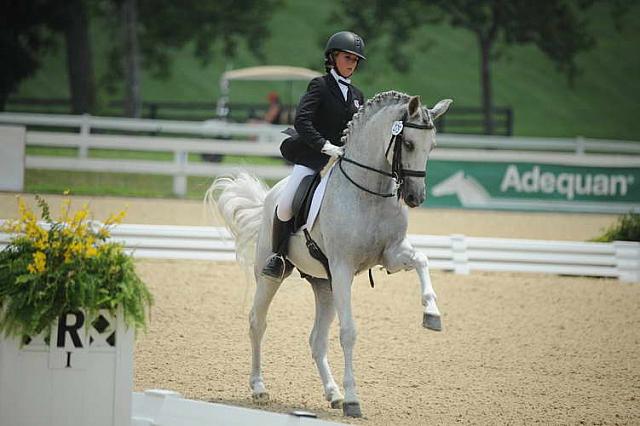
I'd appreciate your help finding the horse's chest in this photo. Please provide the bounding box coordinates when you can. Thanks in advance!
[343,224,402,262]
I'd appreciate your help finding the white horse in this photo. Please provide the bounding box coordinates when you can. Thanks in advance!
[206,91,452,418]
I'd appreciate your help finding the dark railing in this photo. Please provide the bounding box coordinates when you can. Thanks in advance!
[5,98,513,135]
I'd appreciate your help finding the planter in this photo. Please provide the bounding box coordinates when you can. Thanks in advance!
[0,308,133,426]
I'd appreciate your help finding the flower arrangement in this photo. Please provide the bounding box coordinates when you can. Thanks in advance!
[0,195,153,340]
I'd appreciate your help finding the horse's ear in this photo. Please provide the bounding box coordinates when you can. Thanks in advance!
[430,99,453,120]
[407,96,421,118]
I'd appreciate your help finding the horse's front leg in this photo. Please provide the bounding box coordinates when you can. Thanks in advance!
[330,263,362,418]
[383,238,442,331]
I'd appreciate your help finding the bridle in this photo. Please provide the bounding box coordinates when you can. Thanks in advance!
[338,111,434,198]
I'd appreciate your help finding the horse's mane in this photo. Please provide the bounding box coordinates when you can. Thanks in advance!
[340,90,411,145]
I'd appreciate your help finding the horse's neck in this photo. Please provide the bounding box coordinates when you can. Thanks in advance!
[337,105,401,200]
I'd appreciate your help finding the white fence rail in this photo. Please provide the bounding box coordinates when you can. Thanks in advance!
[3,112,640,197]
[1,223,637,282]
[3,112,640,154]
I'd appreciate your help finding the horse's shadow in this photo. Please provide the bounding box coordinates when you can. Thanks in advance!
[206,396,361,423]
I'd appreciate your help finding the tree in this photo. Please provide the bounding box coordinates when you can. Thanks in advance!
[338,0,607,134]
[2,0,97,113]
[61,0,96,113]
[101,0,281,117]
[0,1,60,110]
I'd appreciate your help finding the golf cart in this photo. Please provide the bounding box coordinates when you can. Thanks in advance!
[216,65,321,123]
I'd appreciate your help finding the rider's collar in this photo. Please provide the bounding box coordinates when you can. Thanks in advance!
[330,69,351,86]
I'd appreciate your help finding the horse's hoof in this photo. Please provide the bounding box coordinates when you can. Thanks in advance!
[343,402,362,418]
[252,391,269,404]
[423,313,442,331]
[330,398,344,409]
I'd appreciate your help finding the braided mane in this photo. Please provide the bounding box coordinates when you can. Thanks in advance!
[340,91,412,145]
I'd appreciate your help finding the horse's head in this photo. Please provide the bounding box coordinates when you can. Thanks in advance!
[388,96,452,207]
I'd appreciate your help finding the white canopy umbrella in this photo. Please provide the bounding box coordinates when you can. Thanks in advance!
[217,66,322,118]
[221,65,321,83]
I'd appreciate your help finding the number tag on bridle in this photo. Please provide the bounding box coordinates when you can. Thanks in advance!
[391,121,403,136]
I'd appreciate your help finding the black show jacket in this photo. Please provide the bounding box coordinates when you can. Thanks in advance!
[280,73,364,171]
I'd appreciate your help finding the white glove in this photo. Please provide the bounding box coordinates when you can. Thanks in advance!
[320,141,344,158]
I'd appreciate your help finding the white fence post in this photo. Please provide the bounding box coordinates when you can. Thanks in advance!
[79,113,91,158]
[173,151,188,197]
[0,125,25,191]
[451,234,470,275]
[614,241,640,283]
[575,135,585,155]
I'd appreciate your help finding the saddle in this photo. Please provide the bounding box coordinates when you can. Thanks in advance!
[291,173,321,232]
[288,172,332,285]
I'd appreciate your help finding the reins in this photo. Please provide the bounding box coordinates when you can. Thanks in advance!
[338,111,433,198]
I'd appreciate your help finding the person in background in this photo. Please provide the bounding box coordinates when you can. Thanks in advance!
[262,30,366,279]
[263,91,284,124]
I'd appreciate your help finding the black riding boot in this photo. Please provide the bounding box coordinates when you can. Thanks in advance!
[261,211,293,280]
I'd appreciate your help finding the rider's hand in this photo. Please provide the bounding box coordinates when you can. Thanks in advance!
[320,141,344,158]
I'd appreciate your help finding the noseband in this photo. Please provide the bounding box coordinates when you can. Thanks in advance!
[339,111,434,198]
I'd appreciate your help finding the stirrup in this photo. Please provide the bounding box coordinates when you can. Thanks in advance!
[261,253,287,280]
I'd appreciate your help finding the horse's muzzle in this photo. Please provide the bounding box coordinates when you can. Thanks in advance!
[404,189,425,208]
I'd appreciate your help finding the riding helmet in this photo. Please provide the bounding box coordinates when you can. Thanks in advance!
[324,31,366,60]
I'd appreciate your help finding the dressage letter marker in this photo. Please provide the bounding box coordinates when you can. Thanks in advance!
[49,311,89,369]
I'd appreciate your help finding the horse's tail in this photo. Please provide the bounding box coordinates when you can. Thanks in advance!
[204,172,269,268]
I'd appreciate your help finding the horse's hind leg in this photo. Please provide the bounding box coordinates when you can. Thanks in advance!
[308,278,344,409]
[249,274,282,401]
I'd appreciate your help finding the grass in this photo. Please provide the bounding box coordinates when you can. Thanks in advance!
[23,146,284,198]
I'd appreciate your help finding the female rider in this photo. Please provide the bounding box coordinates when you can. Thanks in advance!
[262,31,366,279]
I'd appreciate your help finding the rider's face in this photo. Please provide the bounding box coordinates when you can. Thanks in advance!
[334,51,359,78]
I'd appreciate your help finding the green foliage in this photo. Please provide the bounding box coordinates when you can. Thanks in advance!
[0,1,65,107]
[592,213,640,242]
[11,0,640,140]
[99,0,282,88]
[0,195,153,340]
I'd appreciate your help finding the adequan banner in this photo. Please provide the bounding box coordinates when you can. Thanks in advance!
[425,160,640,213]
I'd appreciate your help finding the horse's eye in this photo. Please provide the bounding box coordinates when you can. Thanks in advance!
[403,139,415,151]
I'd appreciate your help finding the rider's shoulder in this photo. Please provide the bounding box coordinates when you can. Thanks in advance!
[307,75,330,91]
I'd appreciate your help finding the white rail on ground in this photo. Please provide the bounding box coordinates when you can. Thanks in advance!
[1,223,637,283]
[132,389,345,426]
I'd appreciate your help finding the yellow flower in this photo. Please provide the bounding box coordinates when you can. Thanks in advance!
[104,209,127,226]
[70,241,84,255]
[0,219,21,234]
[97,227,111,239]
[59,198,72,222]
[85,245,98,257]
[34,232,49,250]
[71,204,90,227]
[29,251,47,273]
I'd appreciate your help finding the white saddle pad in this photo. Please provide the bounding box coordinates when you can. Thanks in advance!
[303,166,334,231]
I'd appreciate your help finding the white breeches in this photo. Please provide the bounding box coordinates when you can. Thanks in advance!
[277,164,315,221]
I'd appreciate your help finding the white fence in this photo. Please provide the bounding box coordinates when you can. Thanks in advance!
[2,223,637,282]
[3,112,640,155]
[2,112,640,197]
